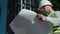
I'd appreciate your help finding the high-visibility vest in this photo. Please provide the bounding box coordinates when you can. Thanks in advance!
[50,11,60,34]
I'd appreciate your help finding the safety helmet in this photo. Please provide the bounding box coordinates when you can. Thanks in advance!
[38,0,53,9]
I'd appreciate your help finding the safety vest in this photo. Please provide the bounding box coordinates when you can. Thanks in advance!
[50,11,60,34]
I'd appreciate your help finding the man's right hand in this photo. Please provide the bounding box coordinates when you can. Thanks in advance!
[36,14,47,21]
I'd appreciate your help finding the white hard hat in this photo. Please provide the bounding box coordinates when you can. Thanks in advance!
[38,0,53,9]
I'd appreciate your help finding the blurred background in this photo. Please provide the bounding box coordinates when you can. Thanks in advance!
[0,0,60,34]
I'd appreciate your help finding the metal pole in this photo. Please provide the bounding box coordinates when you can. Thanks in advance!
[30,0,32,10]
[21,0,23,10]
[24,0,26,9]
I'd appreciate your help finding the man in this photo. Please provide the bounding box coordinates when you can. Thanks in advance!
[37,0,60,34]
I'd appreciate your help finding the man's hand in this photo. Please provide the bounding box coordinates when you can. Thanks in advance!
[37,14,47,21]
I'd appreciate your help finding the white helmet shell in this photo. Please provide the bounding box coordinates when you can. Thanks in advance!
[39,0,53,9]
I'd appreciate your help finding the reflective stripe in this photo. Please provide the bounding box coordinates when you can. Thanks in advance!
[54,30,60,33]
[57,27,60,29]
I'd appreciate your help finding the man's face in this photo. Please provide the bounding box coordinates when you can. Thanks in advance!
[41,5,52,13]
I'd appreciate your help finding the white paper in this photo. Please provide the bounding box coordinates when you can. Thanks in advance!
[10,9,52,34]
[18,9,37,21]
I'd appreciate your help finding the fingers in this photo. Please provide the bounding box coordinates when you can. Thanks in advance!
[42,16,47,21]
[37,14,47,21]
[36,14,43,18]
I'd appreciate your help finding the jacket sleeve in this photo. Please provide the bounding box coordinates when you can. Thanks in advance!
[46,17,60,26]
[46,11,60,26]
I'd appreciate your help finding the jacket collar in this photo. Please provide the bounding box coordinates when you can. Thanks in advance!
[48,11,55,17]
